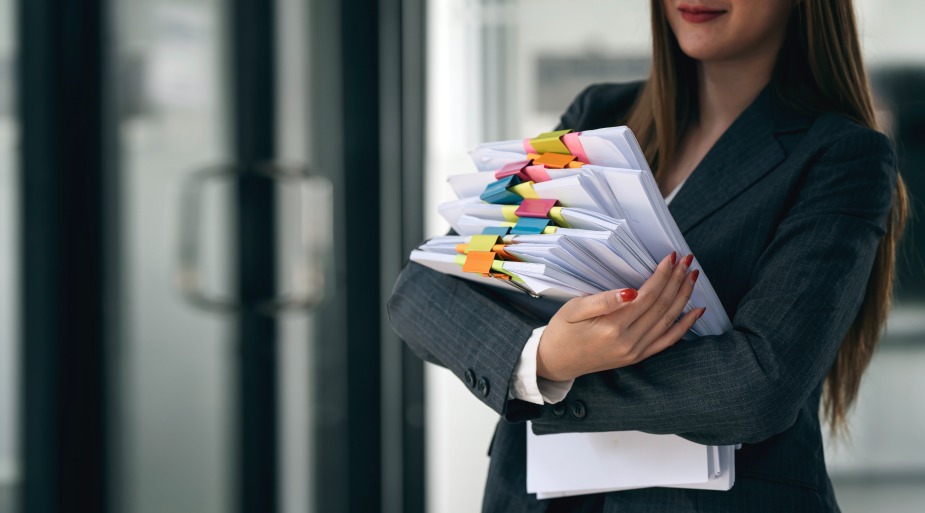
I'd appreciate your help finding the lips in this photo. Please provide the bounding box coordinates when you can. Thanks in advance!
[678,3,728,23]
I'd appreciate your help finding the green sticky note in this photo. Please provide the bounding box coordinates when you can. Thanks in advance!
[531,129,572,155]
[467,234,500,253]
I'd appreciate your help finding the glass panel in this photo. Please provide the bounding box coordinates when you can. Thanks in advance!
[113,1,233,512]
[0,0,17,511]
[426,1,925,512]
[276,0,315,507]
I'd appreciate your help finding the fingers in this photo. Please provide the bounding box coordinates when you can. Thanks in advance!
[637,307,705,361]
[629,253,694,334]
[619,251,678,324]
[563,287,638,322]
[640,265,699,346]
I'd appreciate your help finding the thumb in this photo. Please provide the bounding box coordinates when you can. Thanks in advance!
[565,288,637,322]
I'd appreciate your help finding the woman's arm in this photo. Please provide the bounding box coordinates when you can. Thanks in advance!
[528,128,898,446]
[389,127,896,445]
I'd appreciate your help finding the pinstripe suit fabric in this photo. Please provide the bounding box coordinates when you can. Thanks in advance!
[387,82,898,512]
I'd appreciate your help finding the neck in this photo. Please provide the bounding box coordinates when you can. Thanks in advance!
[696,53,777,133]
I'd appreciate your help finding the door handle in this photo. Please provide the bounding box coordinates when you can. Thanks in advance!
[176,162,332,314]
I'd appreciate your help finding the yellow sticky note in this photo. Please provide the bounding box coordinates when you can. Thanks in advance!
[510,181,539,199]
[548,207,570,228]
[542,226,557,234]
[501,205,520,222]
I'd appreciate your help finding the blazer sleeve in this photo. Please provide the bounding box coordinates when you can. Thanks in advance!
[527,128,898,446]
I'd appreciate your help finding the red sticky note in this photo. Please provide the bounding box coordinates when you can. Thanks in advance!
[515,198,558,219]
[495,160,530,180]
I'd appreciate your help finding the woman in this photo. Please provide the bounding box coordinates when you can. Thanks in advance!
[388,0,907,511]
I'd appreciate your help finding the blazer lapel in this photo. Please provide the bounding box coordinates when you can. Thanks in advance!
[668,88,790,234]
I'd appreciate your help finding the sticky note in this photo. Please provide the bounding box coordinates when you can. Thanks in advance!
[562,132,589,163]
[548,207,570,227]
[523,165,551,183]
[511,217,551,234]
[515,198,558,219]
[533,152,577,169]
[510,181,540,199]
[530,129,573,155]
[467,234,501,253]
[495,160,530,180]
[462,251,497,274]
[480,175,524,205]
[501,205,520,222]
[482,226,511,236]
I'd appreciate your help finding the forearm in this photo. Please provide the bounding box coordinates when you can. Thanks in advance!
[387,261,544,414]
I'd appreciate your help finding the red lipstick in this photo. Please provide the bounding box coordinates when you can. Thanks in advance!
[678,4,728,23]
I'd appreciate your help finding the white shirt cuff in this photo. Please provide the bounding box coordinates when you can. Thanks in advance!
[509,325,575,405]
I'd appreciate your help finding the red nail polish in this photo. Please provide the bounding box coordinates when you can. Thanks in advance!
[690,269,700,284]
[619,289,638,302]
[670,251,677,265]
[684,254,694,267]
[697,307,707,319]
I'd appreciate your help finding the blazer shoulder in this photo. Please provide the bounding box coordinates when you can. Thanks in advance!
[556,81,645,131]
[807,112,895,157]
[804,114,898,182]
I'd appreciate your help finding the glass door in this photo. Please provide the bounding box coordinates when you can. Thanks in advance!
[113,0,325,512]
[14,0,425,511]
[0,0,18,510]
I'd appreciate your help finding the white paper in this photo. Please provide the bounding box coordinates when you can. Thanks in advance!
[526,424,710,493]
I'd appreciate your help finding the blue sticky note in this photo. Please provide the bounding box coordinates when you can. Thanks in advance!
[510,217,551,234]
[482,226,511,236]
[480,176,523,205]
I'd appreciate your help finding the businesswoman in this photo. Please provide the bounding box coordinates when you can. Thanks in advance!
[389,0,907,511]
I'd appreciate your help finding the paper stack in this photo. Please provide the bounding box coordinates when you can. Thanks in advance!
[410,126,736,496]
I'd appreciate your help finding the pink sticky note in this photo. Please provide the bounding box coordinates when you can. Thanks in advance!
[495,160,530,180]
[523,165,551,183]
[515,198,558,219]
[562,132,589,163]
[522,138,537,154]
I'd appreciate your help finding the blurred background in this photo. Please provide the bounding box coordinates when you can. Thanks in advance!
[0,1,922,513]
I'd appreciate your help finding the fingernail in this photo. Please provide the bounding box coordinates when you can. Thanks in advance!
[619,289,638,302]
[697,307,707,319]
[670,251,677,265]
[690,269,700,284]
[683,254,694,267]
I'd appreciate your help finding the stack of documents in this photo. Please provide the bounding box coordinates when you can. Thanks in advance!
[410,126,736,495]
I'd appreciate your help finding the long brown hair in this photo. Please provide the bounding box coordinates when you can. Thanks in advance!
[626,0,908,432]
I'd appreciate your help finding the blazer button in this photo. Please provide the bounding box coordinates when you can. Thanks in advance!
[570,401,587,420]
[464,369,475,388]
[551,402,567,418]
[476,377,490,397]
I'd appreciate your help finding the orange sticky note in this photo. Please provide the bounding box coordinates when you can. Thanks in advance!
[462,251,497,274]
[533,153,577,169]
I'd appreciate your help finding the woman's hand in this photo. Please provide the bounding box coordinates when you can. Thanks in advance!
[536,252,705,382]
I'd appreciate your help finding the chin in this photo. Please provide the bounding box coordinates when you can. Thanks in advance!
[675,39,730,62]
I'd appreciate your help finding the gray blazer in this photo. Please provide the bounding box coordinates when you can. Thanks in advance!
[388,82,898,512]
